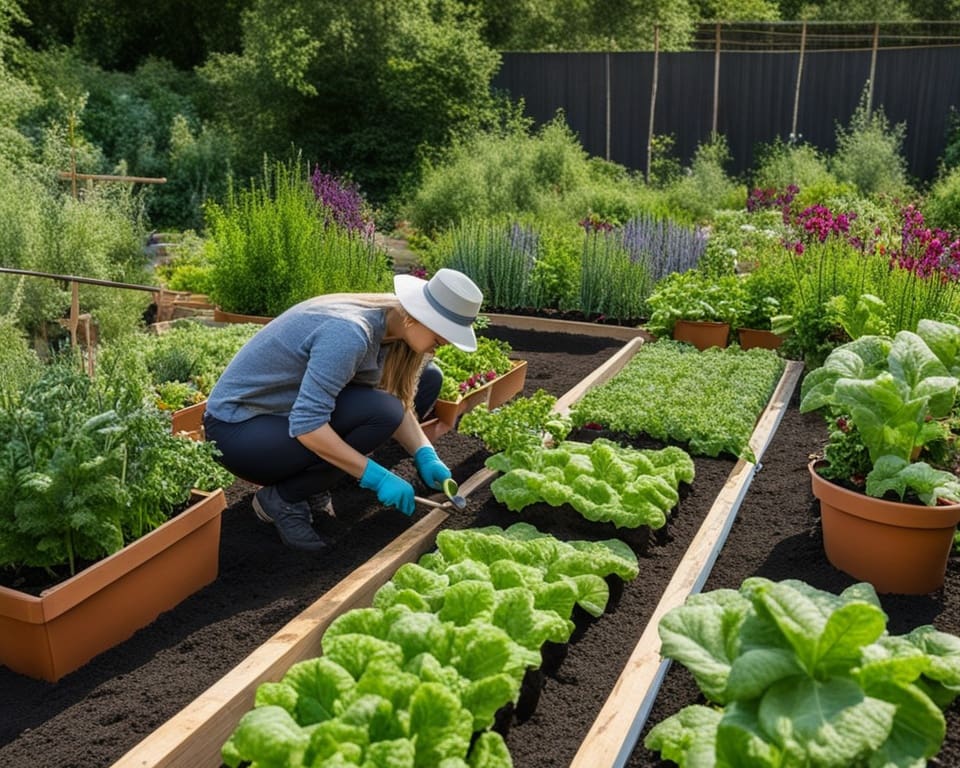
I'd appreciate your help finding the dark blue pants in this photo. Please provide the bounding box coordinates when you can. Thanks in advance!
[203,363,441,502]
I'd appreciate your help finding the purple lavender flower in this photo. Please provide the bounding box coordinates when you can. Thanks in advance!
[310,167,375,238]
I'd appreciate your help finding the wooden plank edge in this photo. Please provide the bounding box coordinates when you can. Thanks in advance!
[552,336,646,416]
[747,360,804,460]
[486,313,654,341]
[570,360,804,768]
[111,508,449,768]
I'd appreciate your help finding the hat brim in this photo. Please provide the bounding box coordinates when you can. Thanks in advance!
[394,274,478,352]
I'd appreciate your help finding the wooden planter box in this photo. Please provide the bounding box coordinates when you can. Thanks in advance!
[171,400,207,441]
[0,488,226,683]
[212,307,273,325]
[433,359,528,427]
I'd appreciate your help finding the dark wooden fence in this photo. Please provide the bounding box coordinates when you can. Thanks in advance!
[492,23,960,183]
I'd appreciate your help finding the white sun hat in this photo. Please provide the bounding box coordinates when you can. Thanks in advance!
[394,268,483,352]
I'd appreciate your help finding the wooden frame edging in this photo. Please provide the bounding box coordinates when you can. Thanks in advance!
[111,508,448,768]
[570,360,804,768]
[487,312,654,342]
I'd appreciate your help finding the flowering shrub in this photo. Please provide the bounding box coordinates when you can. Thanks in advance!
[310,168,375,238]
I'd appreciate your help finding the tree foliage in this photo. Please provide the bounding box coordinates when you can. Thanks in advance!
[198,0,501,201]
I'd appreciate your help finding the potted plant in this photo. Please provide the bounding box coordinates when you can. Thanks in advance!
[735,266,793,350]
[0,356,233,681]
[431,335,526,427]
[798,318,960,594]
[644,269,748,350]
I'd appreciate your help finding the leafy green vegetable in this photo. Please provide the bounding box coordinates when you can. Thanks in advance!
[488,438,693,529]
[571,340,784,462]
[223,522,641,768]
[434,336,514,402]
[645,578,960,767]
[0,356,233,575]
[799,323,960,503]
[458,388,572,453]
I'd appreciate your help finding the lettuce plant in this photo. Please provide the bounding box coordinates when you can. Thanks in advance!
[223,523,639,768]
[800,319,960,503]
[458,388,573,453]
[645,578,960,767]
[570,341,784,462]
[487,438,694,529]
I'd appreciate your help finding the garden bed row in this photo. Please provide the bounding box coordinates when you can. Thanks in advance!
[108,330,798,767]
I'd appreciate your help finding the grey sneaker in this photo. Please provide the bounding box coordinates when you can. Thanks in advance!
[253,486,329,553]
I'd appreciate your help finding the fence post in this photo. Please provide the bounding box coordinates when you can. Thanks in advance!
[646,25,660,184]
[867,21,880,114]
[791,21,807,140]
[712,23,722,136]
[606,51,612,161]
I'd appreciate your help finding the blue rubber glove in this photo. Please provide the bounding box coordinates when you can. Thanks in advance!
[359,459,415,516]
[414,445,452,490]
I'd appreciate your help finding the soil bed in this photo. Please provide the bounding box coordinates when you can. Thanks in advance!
[3,327,957,768]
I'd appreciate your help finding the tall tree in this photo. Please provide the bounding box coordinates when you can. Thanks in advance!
[198,0,501,200]
[14,0,249,70]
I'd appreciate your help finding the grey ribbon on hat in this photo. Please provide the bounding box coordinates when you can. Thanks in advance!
[424,283,474,326]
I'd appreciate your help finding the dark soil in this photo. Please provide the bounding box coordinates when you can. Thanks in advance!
[1,325,959,768]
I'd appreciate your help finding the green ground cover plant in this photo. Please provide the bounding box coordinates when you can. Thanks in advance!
[570,341,785,462]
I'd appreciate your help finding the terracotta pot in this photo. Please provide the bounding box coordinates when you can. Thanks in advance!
[433,360,527,427]
[0,488,226,681]
[738,328,783,351]
[808,460,960,594]
[672,320,729,351]
[213,307,273,325]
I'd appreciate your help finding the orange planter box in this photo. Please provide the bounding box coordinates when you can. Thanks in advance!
[433,360,527,427]
[0,488,226,682]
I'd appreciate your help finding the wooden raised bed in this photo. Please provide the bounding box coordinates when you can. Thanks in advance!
[112,344,796,768]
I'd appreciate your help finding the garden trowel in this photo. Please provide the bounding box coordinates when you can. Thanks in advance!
[442,478,467,510]
[414,478,468,511]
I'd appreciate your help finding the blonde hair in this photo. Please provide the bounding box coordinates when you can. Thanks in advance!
[312,292,426,410]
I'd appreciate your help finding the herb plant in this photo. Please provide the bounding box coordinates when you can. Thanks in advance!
[644,269,750,338]
[645,578,960,768]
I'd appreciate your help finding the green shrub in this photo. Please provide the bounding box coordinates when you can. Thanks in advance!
[752,137,836,191]
[664,134,745,223]
[924,164,960,231]
[831,85,912,198]
[206,156,392,316]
